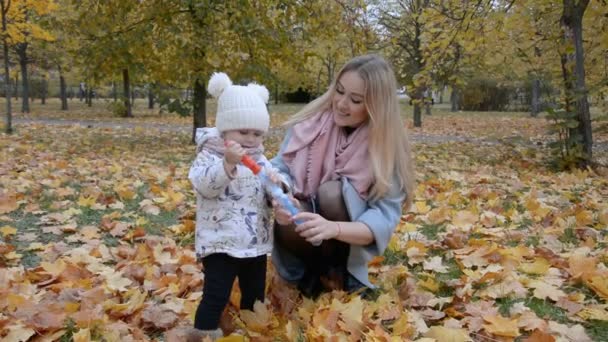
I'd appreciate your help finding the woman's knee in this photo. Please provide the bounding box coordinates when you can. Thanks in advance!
[317,180,350,221]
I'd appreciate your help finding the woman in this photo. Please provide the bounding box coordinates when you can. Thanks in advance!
[271,54,415,297]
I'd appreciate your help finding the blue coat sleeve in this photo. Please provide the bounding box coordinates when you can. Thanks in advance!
[269,129,294,188]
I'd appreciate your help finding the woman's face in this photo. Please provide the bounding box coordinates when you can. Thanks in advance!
[332,71,368,128]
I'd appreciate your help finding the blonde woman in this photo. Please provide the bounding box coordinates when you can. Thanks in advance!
[271,54,415,297]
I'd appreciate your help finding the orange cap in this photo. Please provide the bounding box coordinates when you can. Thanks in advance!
[241,155,261,174]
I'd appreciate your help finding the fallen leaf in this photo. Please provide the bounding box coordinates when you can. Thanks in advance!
[482,315,520,337]
[424,326,472,341]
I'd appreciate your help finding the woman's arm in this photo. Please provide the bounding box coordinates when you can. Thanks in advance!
[292,213,373,245]
[269,129,294,187]
[292,181,405,250]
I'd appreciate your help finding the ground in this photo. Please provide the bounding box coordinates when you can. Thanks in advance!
[1,98,607,341]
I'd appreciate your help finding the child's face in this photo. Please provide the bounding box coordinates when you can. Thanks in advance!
[223,129,265,148]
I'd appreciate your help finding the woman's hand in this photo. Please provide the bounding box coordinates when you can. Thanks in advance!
[292,212,340,245]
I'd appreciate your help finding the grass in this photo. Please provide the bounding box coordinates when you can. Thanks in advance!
[525,297,571,324]
[419,223,446,240]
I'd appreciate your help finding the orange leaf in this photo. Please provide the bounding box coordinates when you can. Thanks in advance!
[523,329,555,342]
[0,195,19,214]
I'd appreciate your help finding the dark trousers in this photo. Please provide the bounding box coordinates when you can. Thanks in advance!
[274,180,361,298]
[194,253,267,330]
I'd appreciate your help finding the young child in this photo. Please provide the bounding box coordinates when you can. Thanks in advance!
[187,72,276,340]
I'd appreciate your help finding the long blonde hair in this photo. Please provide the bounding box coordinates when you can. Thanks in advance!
[286,54,415,209]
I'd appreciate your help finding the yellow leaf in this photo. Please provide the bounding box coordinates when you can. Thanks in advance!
[77,196,97,207]
[239,301,275,332]
[0,225,17,237]
[105,271,133,292]
[405,240,428,254]
[1,322,36,342]
[598,209,608,226]
[452,210,478,229]
[483,315,520,337]
[41,259,66,277]
[575,210,593,226]
[73,328,91,342]
[115,186,136,200]
[65,302,80,313]
[576,307,608,321]
[391,314,412,336]
[418,276,440,292]
[415,201,431,214]
[217,335,246,342]
[424,326,472,341]
[103,289,146,316]
[529,280,566,301]
[428,207,451,224]
[518,258,551,275]
[586,276,608,299]
[26,242,45,251]
[397,222,418,233]
[7,293,26,311]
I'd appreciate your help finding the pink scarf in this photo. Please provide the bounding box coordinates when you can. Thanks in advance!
[283,111,372,199]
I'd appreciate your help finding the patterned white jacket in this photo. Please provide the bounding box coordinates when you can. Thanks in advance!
[189,127,274,259]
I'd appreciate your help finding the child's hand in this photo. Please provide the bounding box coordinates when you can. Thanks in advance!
[224,141,245,166]
[272,195,300,226]
[266,169,283,187]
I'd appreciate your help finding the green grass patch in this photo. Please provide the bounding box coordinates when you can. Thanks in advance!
[525,297,570,324]
[585,320,608,342]
[524,234,541,247]
[496,297,523,316]
[143,209,180,235]
[382,247,408,266]
[419,223,446,240]
[435,258,464,283]
[559,227,579,245]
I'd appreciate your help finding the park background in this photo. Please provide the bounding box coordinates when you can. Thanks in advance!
[1,1,608,341]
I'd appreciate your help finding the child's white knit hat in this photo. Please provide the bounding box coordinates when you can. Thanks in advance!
[208,72,270,133]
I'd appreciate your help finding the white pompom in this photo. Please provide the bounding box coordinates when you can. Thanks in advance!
[247,83,269,104]
[208,72,232,98]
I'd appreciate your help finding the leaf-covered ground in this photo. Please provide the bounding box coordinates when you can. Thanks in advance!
[1,103,608,341]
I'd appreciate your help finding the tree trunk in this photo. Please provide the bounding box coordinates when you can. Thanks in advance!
[16,43,30,113]
[1,1,12,134]
[13,76,17,100]
[122,68,132,117]
[112,81,117,102]
[87,87,92,107]
[148,85,154,109]
[562,0,592,165]
[439,88,444,104]
[450,88,460,112]
[413,102,422,127]
[192,78,206,143]
[59,74,68,110]
[531,78,541,117]
[41,78,47,105]
[275,84,279,105]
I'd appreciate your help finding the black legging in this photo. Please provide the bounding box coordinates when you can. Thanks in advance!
[194,253,266,330]
[274,180,351,296]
